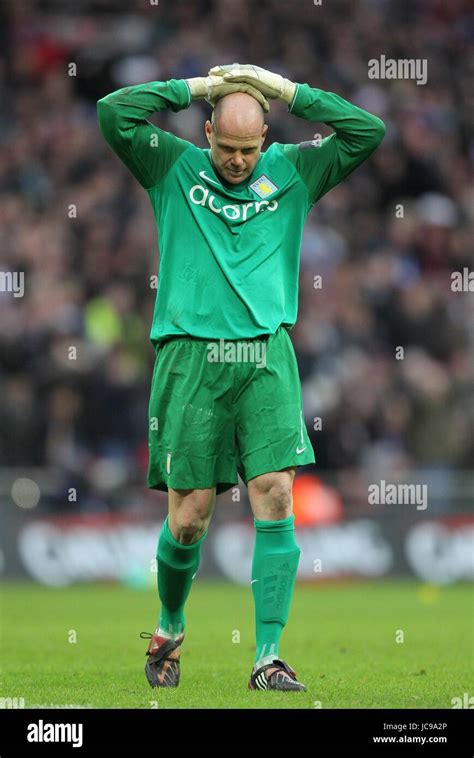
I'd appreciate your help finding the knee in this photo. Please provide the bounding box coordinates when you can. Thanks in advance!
[250,473,294,520]
[267,481,293,519]
[173,514,206,544]
[170,490,213,544]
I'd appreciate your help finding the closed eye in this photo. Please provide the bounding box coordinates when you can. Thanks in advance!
[219,146,257,154]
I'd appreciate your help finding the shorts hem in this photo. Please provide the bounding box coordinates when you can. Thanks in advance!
[147,478,238,496]
[240,451,316,484]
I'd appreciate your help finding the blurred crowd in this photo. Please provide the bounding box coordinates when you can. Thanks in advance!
[0,0,472,513]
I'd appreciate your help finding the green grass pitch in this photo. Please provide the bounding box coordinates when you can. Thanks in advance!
[1,579,471,709]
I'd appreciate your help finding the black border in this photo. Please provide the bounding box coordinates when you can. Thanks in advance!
[1,707,472,755]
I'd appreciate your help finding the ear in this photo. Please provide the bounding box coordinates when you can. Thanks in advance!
[261,123,268,145]
[205,120,213,145]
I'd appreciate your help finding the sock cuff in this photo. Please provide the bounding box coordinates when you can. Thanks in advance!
[253,513,295,532]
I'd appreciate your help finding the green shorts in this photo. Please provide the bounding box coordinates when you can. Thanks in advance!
[147,326,315,494]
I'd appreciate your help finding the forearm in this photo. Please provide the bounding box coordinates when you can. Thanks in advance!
[289,83,385,153]
[97,79,190,147]
[96,79,192,189]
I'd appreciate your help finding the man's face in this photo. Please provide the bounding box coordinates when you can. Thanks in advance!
[205,118,268,185]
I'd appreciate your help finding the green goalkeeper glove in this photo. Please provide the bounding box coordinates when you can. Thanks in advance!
[208,64,296,105]
[186,75,270,111]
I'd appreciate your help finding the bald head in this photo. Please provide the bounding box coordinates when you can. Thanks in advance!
[205,92,268,185]
[212,92,265,137]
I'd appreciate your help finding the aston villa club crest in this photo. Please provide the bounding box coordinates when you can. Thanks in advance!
[249,174,278,199]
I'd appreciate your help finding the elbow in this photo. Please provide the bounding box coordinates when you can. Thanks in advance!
[96,97,110,121]
[96,98,115,137]
[371,116,386,147]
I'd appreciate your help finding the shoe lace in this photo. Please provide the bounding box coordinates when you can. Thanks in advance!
[140,631,153,640]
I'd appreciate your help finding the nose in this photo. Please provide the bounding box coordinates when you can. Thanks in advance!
[231,153,244,167]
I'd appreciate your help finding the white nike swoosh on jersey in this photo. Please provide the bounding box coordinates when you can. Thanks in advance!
[250,579,258,584]
[199,170,221,187]
[296,446,306,454]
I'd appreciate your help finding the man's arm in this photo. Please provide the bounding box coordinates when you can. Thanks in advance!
[97,79,192,191]
[209,64,385,205]
[282,84,386,205]
[97,76,270,190]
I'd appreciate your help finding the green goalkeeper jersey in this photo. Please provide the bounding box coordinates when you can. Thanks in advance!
[97,79,385,345]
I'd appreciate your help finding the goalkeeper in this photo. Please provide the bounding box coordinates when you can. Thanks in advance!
[97,64,385,692]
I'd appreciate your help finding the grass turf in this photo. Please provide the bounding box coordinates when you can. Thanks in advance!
[1,579,471,709]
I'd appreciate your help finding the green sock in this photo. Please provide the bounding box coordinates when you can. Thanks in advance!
[251,514,301,665]
[156,516,207,637]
